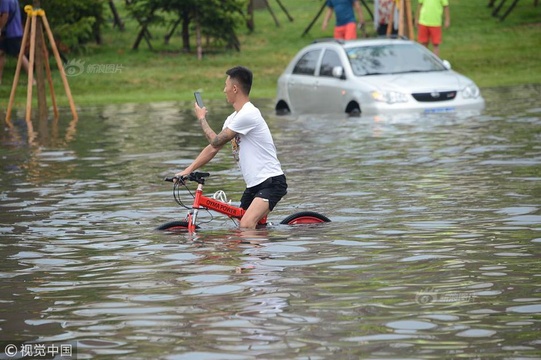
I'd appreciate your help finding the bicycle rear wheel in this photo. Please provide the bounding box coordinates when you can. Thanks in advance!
[280,211,331,225]
[156,221,198,231]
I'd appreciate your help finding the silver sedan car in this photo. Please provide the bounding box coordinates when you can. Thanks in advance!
[275,38,485,116]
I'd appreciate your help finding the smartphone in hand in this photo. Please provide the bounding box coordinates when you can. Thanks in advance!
[194,92,204,108]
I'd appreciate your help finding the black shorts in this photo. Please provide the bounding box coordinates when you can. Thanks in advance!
[240,174,287,211]
[0,37,22,57]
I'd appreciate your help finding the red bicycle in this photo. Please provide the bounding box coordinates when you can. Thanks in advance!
[156,172,330,232]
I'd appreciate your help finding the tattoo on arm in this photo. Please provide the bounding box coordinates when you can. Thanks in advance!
[200,118,234,148]
[212,131,231,148]
[200,118,216,144]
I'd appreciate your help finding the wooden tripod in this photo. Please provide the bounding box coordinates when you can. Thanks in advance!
[388,0,414,39]
[247,0,294,31]
[5,5,77,124]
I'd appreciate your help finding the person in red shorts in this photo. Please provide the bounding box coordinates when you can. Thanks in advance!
[416,0,450,57]
[322,0,365,40]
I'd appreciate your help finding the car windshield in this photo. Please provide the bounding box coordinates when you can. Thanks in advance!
[346,43,446,76]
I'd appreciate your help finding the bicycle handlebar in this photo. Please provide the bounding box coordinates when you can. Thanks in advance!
[164,176,182,183]
[164,172,210,184]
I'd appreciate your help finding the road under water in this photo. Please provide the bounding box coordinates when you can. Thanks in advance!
[1,85,540,359]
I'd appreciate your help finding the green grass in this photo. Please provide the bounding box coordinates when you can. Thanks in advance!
[1,0,540,107]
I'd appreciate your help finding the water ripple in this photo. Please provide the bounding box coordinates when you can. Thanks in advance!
[1,91,540,358]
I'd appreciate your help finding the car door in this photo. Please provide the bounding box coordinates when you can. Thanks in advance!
[314,49,347,113]
[287,49,321,113]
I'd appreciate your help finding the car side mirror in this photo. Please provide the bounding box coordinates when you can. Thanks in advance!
[442,60,451,70]
[332,66,345,79]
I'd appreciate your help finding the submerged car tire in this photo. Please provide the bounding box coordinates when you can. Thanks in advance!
[346,103,361,117]
[280,211,331,225]
[275,100,291,116]
[156,221,198,231]
[276,108,291,116]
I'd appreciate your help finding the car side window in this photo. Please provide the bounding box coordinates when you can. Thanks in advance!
[319,50,342,77]
[292,50,320,76]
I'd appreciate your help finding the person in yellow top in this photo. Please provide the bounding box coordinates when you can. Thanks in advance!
[416,0,450,57]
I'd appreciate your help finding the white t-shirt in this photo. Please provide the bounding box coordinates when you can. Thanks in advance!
[223,102,284,188]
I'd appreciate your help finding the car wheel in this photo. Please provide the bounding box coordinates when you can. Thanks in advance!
[346,103,361,117]
[275,101,291,116]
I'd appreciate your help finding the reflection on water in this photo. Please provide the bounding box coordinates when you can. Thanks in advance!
[1,85,540,359]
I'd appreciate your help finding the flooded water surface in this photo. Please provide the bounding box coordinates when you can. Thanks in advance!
[1,85,540,359]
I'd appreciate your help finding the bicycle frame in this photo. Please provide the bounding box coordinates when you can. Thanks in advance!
[158,172,330,233]
[187,182,267,232]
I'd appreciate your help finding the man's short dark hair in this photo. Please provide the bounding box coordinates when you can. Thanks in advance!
[226,66,253,95]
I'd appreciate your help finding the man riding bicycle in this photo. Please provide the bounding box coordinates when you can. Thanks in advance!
[175,66,287,229]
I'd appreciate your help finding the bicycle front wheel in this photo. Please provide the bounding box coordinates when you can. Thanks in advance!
[156,221,198,231]
[280,211,331,225]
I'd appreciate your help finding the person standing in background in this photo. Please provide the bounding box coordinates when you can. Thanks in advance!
[375,0,398,36]
[0,0,32,85]
[416,0,450,57]
[322,0,365,40]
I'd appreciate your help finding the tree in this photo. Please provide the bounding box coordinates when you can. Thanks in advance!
[28,0,106,50]
[126,0,247,54]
